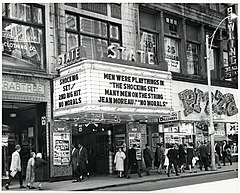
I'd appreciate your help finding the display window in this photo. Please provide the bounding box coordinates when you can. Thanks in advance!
[65,13,121,60]
[2,3,45,70]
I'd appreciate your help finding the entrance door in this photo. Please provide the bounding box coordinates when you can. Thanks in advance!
[72,124,112,174]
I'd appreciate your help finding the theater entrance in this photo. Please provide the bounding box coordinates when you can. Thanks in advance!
[72,123,113,174]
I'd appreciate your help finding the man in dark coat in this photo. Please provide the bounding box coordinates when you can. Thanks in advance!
[126,144,142,178]
[69,144,81,182]
[198,141,209,171]
[222,140,232,166]
[214,142,222,168]
[77,144,89,180]
[143,144,153,176]
[35,153,47,190]
[167,143,180,177]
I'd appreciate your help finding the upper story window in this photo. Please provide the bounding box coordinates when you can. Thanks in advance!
[164,15,181,72]
[186,23,200,75]
[139,10,158,65]
[2,3,45,70]
[66,13,121,60]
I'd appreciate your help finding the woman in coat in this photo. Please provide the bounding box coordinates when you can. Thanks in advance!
[114,147,126,178]
[35,153,47,190]
[187,143,196,173]
[26,152,36,189]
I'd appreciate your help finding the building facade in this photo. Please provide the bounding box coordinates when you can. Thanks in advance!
[2,3,238,180]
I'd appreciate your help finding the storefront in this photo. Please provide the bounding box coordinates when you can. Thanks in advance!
[2,74,51,179]
[52,54,173,176]
[172,80,238,150]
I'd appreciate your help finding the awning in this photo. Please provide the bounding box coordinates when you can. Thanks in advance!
[214,135,232,142]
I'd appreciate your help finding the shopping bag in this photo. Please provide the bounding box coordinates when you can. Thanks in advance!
[10,170,17,177]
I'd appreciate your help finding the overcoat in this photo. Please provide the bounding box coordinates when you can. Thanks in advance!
[26,157,35,183]
[114,151,126,171]
[35,158,47,182]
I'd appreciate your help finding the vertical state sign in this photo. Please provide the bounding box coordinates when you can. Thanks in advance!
[53,72,84,110]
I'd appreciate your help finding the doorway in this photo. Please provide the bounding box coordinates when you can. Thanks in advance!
[72,123,113,174]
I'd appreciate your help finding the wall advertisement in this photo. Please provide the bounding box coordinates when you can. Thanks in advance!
[53,133,70,166]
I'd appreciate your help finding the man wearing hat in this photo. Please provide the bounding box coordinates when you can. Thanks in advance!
[5,144,25,190]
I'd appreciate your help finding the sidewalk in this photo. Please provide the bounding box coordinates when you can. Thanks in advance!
[2,162,238,191]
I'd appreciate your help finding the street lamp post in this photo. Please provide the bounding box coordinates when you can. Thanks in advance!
[205,13,238,171]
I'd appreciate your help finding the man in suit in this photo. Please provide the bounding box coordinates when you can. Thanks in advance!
[77,144,89,180]
[126,144,142,179]
[5,145,25,190]
[166,143,180,177]
[198,141,209,171]
[214,142,222,168]
[143,144,153,176]
[222,140,232,166]
[69,144,81,182]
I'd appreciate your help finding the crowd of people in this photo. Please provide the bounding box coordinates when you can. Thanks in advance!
[5,145,47,190]
[5,140,233,190]
[113,140,233,179]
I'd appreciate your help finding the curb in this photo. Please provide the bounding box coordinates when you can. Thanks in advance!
[75,168,236,191]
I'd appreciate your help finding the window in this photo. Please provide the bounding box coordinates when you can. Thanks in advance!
[2,3,45,70]
[139,10,158,65]
[110,4,121,19]
[66,13,121,60]
[186,24,200,75]
[164,15,181,72]
[81,3,107,15]
[164,37,180,72]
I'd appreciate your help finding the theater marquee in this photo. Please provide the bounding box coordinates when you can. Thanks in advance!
[53,60,172,118]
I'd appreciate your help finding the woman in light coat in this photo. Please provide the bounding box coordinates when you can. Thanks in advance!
[114,147,126,178]
[26,152,36,189]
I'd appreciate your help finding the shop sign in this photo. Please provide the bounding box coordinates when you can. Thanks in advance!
[53,61,172,116]
[159,111,179,123]
[226,122,238,135]
[2,80,45,95]
[214,130,225,136]
[108,44,155,65]
[222,6,238,79]
[179,123,193,134]
[166,59,180,73]
[58,46,86,67]
[163,122,179,133]
[179,88,238,117]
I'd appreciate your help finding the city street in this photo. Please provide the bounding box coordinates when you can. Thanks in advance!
[99,171,238,191]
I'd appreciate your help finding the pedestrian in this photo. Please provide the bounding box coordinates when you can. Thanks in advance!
[35,153,47,190]
[126,144,142,179]
[143,144,153,176]
[114,147,126,178]
[222,140,232,166]
[77,144,89,180]
[163,147,169,173]
[69,144,81,182]
[198,141,209,171]
[122,143,128,177]
[26,152,36,189]
[214,142,222,168]
[5,144,25,190]
[166,143,180,177]
[187,143,196,173]
[178,144,186,173]
[154,143,165,174]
